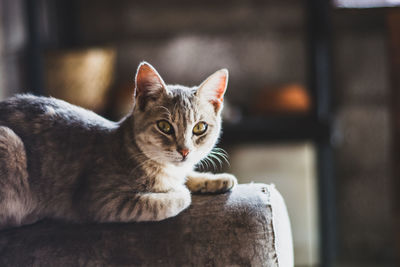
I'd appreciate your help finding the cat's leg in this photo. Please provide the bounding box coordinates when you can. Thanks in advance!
[91,188,191,223]
[186,171,237,193]
[0,126,33,229]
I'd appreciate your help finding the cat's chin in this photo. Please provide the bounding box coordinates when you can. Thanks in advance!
[150,157,192,168]
[171,160,189,167]
[169,159,195,168]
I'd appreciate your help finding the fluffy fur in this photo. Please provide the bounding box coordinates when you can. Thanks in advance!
[0,62,237,229]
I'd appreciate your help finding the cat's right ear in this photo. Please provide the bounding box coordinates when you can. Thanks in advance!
[134,62,167,110]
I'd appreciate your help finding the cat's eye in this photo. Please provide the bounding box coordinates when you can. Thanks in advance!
[193,122,208,135]
[157,120,174,135]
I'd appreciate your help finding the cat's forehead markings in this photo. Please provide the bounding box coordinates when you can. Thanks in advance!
[189,108,196,123]
[155,105,172,121]
[165,86,204,125]
[170,102,179,122]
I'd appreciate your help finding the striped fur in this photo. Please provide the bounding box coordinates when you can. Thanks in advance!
[0,62,237,229]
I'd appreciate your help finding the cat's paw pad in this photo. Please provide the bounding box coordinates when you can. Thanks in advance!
[201,173,238,193]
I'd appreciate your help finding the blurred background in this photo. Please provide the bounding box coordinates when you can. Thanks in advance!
[0,0,399,266]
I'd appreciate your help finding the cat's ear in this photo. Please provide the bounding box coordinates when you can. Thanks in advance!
[197,69,228,113]
[134,62,167,110]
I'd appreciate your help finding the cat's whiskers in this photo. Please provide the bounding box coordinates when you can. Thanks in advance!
[208,153,223,169]
[203,156,217,172]
[196,158,208,171]
[212,147,229,156]
[210,147,230,166]
[196,147,230,172]
[197,157,210,171]
[202,159,211,171]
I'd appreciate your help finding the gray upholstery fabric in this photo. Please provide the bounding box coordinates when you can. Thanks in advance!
[0,184,279,266]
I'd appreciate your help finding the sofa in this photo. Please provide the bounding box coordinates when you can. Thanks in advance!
[0,183,293,266]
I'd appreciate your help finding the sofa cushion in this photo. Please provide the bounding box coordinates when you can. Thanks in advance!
[0,183,293,266]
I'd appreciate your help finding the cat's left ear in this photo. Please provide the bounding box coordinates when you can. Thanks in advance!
[197,69,229,113]
[134,62,167,110]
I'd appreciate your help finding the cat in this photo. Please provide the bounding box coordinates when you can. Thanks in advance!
[0,62,237,229]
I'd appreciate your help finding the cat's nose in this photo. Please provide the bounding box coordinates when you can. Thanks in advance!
[178,148,190,159]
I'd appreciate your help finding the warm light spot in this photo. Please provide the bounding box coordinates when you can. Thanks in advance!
[252,84,311,115]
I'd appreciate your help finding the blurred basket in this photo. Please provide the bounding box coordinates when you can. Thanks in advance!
[44,48,116,112]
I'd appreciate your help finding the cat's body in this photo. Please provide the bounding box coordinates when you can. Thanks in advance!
[0,62,237,229]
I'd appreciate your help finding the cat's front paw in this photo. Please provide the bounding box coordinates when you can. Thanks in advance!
[187,173,238,194]
[206,173,237,193]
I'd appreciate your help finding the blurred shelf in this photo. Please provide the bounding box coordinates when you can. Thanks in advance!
[221,115,330,144]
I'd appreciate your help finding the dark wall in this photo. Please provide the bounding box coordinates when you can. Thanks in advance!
[0,0,27,98]
[333,9,394,263]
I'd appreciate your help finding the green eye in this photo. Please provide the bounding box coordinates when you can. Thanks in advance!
[193,122,208,135]
[157,120,174,135]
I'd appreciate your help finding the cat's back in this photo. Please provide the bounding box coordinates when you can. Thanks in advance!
[0,94,117,134]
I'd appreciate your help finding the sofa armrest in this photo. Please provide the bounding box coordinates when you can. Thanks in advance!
[0,183,293,266]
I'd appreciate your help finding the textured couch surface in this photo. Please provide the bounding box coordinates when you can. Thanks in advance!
[0,183,293,266]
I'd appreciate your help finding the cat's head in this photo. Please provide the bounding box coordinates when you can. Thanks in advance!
[131,62,228,168]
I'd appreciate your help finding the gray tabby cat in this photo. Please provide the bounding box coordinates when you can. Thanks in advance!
[0,62,237,230]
